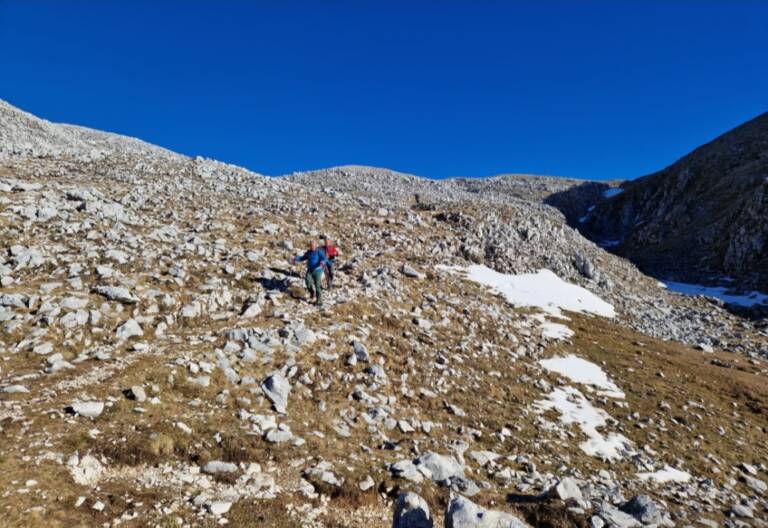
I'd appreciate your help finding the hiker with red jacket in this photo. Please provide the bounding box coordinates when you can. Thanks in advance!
[321,238,340,288]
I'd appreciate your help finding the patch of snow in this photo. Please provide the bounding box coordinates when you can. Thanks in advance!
[539,355,625,398]
[663,281,768,308]
[534,386,632,461]
[637,465,692,484]
[603,188,624,199]
[578,206,598,224]
[599,239,621,248]
[540,321,575,340]
[443,265,615,318]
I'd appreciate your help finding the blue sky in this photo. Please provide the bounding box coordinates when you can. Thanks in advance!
[1,1,766,180]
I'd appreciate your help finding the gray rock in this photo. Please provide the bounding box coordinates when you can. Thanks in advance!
[0,293,29,307]
[265,429,293,443]
[446,476,481,497]
[392,492,433,528]
[67,401,105,418]
[730,503,754,518]
[352,340,370,362]
[202,461,238,474]
[0,384,30,394]
[93,285,139,304]
[125,385,147,402]
[294,326,316,346]
[208,501,233,515]
[390,459,425,483]
[620,495,669,525]
[444,495,529,528]
[401,264,424,279]
[548,477,583,502]
[241,300,262,319]
[261,371,290,414]
[574,253,597,280]
[116,319,143,340]
[60,296,89,310]
[742,475,767,495]
[181,302,201,318]
[468,451,500,467]
[589,517,605,528]
[359,475,375,491]
[598,503,641,528]
[414,452,464,483]
[61,310,89,328]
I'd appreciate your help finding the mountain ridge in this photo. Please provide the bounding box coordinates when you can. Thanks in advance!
[580,110,768,292]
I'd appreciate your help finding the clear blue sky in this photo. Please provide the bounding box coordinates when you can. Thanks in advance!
[1,1,766,179]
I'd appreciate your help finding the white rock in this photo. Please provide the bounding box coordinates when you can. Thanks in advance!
[1,384,29,394]
[359,475,375,491]
[208,501,233,515]
[68,454,104,486]
[93,285,139,304]
[548,477,584,502]
[202,461,238,474]
[126,385,146,402]
[116,319,143,340]
[393,492,433,528]
[68,401,105,418]
[444,495,529,528]
[261,371,290,414]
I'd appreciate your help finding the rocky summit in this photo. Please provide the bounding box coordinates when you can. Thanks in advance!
[0,99,766,527]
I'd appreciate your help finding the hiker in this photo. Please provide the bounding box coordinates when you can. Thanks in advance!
[321,238,339,288]
[292,240,329,306]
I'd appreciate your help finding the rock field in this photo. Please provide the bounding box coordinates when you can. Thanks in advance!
[0,100,766,527]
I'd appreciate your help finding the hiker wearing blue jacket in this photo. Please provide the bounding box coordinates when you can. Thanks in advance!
[293,240,329,306]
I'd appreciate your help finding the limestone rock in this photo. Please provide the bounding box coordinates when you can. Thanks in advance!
[444,495,529,528]
[392,492,433,528]
[261,372,290,414]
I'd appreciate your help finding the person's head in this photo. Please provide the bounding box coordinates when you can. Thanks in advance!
[309,240,318,251]
[325,238,333,247]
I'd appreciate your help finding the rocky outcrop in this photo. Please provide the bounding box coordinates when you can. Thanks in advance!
[580,111,768,292]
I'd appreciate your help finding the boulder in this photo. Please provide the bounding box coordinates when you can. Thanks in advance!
[202,461,238,474]
[401,264,424,279]
[548,477,583,502]
[68,454,104,486]
[116,319,143,340]
[125,385,147,402]
[414,452,464,483]
[352,340,370,362]
[0,384,29,394]
[67,401,105,418]
[444,495,529,528]
[619,495,671,526]
[93,285,139,304]
[261,371,290,414]
[392,492,433,528]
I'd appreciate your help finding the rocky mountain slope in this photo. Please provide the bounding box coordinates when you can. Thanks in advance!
[0,100,766,527]
[578,111,768,293]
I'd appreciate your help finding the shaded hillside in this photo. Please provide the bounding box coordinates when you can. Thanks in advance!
[580,112,768,292]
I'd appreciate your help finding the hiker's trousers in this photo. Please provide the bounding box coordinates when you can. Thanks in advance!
[305,268,324,304]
